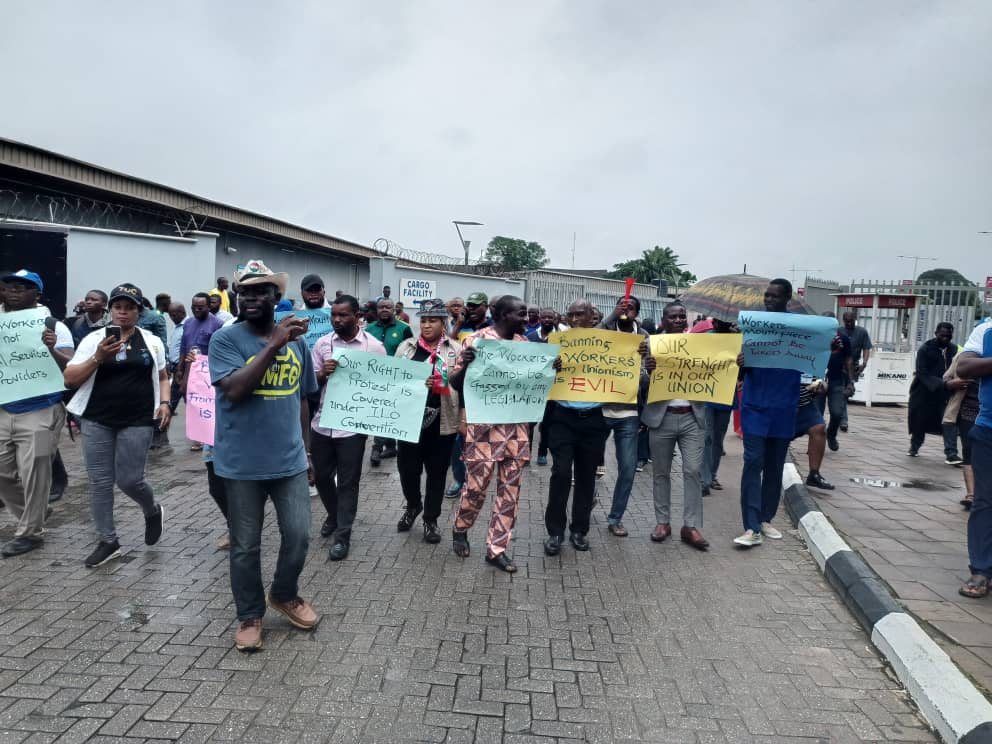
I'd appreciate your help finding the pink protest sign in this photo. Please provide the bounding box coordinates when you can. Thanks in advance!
[185,356,215,446]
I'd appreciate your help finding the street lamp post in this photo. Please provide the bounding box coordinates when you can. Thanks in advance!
[453,221,484,267]
[896,254,937,285]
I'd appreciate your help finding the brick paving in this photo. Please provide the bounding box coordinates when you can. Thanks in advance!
[792,402,992,699]
[0,410,936,743]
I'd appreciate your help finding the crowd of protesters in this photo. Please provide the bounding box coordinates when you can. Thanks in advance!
[1,262,989,651]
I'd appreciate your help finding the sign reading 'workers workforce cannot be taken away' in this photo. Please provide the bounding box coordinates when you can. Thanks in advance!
[0,307,65,406]
[547,329,643,403]
[275,308,331,349]
[318,349,430,443]
[739,311,837,375]
[463,339,559,424]
[648,334,741,405]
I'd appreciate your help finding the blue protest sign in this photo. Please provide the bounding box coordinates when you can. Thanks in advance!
[739,311,837,374]
[275,307,332,348]
[463,339,559,424]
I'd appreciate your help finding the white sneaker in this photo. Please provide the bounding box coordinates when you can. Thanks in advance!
[760,522,783,539]
[733,529,764,547]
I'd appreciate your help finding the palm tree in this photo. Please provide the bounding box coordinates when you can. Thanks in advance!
[606,246,696,287]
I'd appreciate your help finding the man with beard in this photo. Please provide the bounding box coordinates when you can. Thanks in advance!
[208,260,319,651]
[451,292,491,340]
[300,274,329,309]
[449,295,532,573]
[311,295,386,561]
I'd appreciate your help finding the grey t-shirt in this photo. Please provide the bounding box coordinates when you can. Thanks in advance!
[208,322,317,480]
[840,324,872,364]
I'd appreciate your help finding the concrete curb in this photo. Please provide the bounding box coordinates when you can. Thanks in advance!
[782,462,992,744]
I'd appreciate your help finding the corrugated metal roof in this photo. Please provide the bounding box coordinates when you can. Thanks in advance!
[0,137,380,260]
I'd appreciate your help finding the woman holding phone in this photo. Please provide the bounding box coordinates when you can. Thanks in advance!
[64,283,171,568]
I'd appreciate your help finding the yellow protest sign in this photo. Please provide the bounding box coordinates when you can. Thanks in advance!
[648,334,741,405]
[548,329,643,403]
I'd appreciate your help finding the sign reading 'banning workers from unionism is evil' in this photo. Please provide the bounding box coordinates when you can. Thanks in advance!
[0,307,65,406]
[547,328,643,404]
[318,349,430,443]
[739,311,837,375]
[463,339,559,424]
[648,334,741,405]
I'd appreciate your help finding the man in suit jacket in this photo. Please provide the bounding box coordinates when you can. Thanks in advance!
[641,301,709,550]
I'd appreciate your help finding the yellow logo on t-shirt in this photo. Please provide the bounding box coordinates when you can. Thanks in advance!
[246,346,302,397]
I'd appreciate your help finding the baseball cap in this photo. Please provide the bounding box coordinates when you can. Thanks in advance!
[300,273,324,291]
[465,291,488,305]
[1,269,43,292]
[108,283,144,307]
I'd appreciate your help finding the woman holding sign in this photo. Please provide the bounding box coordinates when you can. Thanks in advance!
[393,299,462,543]
[64,283,170,568]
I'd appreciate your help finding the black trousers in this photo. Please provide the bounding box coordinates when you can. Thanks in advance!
[205,461,229,521]
[528,401,554,458]
[397,420,455,523]
[50,449,68,497]
[546,406,608,537]
[312,431,367,543]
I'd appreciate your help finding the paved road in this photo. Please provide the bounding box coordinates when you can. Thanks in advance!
[0,412,935,743]
[793,401,992,699]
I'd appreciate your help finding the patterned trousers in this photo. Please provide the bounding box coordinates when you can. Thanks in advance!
[453,457,525,557]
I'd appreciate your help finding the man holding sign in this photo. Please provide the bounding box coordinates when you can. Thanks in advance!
[449,295,532,573]
[0,270,74,557]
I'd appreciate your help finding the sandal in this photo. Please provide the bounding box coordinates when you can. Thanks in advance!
[959,576,989,599]
[961,495,974,510]
[451,531,470,558]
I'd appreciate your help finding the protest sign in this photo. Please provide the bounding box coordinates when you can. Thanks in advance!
[0,307,65,406]
[318,349,430,443]
[275,307,332,348]
[547,328,642,403]
[185,356,215,446]
[647,334,741,405]
[463,339,558,424]
[739,311,836,374]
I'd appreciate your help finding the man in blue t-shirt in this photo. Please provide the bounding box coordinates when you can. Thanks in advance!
[208,260,319,652]
[734,278,803,548]
[0,270,74,557]
[957,321,992,599]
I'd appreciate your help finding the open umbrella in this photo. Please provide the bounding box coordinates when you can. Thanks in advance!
[680,274,814,322]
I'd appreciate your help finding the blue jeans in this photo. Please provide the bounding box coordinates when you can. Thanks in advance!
[604,416,640,524]
[740,434,790,533]
[224,470,311,621]
[701,407,732,487]
[967,425,992,577]
[450,433,466,486]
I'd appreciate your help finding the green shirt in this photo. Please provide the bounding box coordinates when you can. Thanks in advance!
[366,319,413,356]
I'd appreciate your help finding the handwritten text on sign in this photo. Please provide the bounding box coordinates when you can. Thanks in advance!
[739,311,837,374]
[547,329,642,403]
[648,334,741,405]
[185,356,215,446]
[275,308,331,348]
[463,339,559,424]
[319,349,430,443]
[0,307,65,406]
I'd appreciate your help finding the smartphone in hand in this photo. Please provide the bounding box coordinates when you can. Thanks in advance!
[105,325,122,341]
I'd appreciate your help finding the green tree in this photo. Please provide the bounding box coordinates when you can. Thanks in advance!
[916,268,981,313]
[916,268,974,286]
[606,246,696,287]
[482,236,548,271]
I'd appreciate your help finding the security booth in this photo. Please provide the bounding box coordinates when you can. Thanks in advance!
[833,292,922,406]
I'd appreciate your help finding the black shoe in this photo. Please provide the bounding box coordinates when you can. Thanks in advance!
[544,535,562,556]
[946,455,964,466]
[907,448,919,457]
[806,472,835,491]
[485,552,517,573]
[144,505,164,545]
[397,504,422,532]
[423,520,441,544]
[320,518,336,538]
[569,532,590,551]
[1,536,42,558]
[840,423,849,433]
[370,448,382,466]
[702,485,711,497]
[452,530,470,557]
[85,540,122,568]
[48,489,64,503]
[381,447,398,459]
[328,542,349,561]
[827,436,839,452]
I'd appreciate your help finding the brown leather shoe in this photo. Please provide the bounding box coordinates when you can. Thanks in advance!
[234,618,263,651]
[267,595,320,630]
[680,526,709,551]
[650,523,671,542]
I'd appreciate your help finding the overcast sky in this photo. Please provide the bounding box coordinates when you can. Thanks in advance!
[3,1,990,285]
